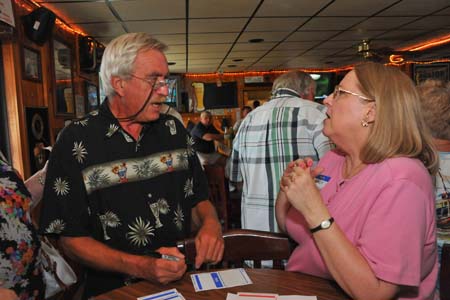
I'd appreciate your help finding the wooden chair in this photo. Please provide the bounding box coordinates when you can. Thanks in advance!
[177,229,296,270]
[441,243,450,300]
[203,164,230,230]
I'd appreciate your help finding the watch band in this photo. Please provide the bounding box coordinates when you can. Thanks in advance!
[310,217,334,233]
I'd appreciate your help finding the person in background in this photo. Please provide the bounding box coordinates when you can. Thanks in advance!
[160,103,183,123]
[232,106,252,134]
[38,33,224,298]
[277,62,438,299]
[191,110,227,166]
[0,151,46,300]
[252,100,260,109]
[417,79,450,268]
[230,71,332,232]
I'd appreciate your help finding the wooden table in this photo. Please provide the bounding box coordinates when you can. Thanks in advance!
[94,269,349,300]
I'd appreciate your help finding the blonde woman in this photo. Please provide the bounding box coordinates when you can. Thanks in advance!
[276,62,438,299]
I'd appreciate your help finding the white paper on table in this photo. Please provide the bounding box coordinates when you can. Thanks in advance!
[137,288,185,300]
[191,268,252,292]
[237,292,278,299]
[278,296,317,300]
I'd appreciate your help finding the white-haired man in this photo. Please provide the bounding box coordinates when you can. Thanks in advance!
[230,71,333,233]
[39,32,224,298]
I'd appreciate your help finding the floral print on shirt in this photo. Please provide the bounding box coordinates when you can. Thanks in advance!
[0,159,44,300]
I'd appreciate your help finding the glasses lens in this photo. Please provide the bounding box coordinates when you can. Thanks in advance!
[333,86,339,99]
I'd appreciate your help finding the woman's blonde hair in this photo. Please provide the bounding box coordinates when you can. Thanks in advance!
[355,62,438,174]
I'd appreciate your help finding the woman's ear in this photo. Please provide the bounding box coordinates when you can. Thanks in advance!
[365,103,376,123]
[111,76,125,97]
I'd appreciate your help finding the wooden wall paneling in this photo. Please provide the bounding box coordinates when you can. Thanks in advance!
[2,41,27,176]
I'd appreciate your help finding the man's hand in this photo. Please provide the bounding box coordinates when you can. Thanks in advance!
[135,247,187,284]
[194,212,224,269]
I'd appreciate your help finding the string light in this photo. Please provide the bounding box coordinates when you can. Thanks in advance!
[185,65,354,79]
[401,34,450,52]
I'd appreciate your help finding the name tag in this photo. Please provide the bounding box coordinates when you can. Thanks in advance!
[315,174,331,190]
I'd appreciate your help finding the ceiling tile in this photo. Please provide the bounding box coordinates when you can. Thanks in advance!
[79,23,126,37]
[355,17,417,31]
[287,31,339,41]
[378,0,450,16]
[190,18,247,33]
[189,33,239,44]
[228,51,267,58]
[125,20,185,34]
[331,29,385,41]
[405,16,450,30]
[111,0,185,20]
[265,50,303,57]
[256,0,331,17]
[165,45,186,54]
[246,17,309,32]
[273,41,318,50]
[41,2,115,23]
[152,34,186,45]
[316,40,358,49]
[190,0,260,18]
[318,0,399,16]
[232,42,277,51]
[189,52,227,59]
[300,17,366,30]
[189,44,231,52]
[237,32,290,43]
[377,30,430,41]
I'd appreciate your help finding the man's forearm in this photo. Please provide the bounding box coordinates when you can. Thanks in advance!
[60,236,142,278]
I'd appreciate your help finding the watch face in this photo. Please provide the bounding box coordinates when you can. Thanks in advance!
[321,220,331,228]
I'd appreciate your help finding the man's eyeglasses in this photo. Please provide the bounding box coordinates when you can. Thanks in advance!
[130,74,174,90]
[332,85,374,102]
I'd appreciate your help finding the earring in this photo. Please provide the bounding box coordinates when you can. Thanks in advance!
[361,120,369,127]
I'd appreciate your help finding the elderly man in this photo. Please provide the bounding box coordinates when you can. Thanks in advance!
[39,33,224,298]
[191,110,227,166]
[230,71,333,232]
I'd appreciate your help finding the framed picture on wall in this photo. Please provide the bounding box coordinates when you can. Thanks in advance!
[22,46,42,82]
[25,107,50,174]
[413,63,450,84]
[85,81,100,112]
[53,39,76,116]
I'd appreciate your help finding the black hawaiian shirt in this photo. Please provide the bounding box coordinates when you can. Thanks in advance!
[0,159,44,300]
[38,101,208,297]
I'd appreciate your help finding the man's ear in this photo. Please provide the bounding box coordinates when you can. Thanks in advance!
[111,76,125,97]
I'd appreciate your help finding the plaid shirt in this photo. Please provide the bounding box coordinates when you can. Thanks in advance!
[230,89,333,232]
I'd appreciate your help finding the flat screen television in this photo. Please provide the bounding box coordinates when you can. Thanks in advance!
[165,75,181,108]
[204,81,238,109]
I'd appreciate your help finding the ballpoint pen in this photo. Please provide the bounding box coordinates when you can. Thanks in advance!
[146,251,180,262]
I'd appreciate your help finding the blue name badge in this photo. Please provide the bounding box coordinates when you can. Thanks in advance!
[315,174,331,190]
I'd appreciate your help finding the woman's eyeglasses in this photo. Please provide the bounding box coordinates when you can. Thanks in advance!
[332,85,374,102]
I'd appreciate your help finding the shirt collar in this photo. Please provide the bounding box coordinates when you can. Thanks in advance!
[271,88,301,99]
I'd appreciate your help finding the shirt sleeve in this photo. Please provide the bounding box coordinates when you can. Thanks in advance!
[357,179,429,286]
[38,128,91,237]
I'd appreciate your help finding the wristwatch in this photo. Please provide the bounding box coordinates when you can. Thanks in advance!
[310,217,334,233]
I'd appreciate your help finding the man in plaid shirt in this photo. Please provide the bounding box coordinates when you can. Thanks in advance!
[230,71,333,232]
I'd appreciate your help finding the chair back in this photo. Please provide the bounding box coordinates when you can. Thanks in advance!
[203,164,230,229]
[442,243,450,300]
[177,229,295,270]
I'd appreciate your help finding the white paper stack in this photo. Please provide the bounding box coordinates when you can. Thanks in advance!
[137,288,185,300]
[190,268,253,292]
[226,292,318,300]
